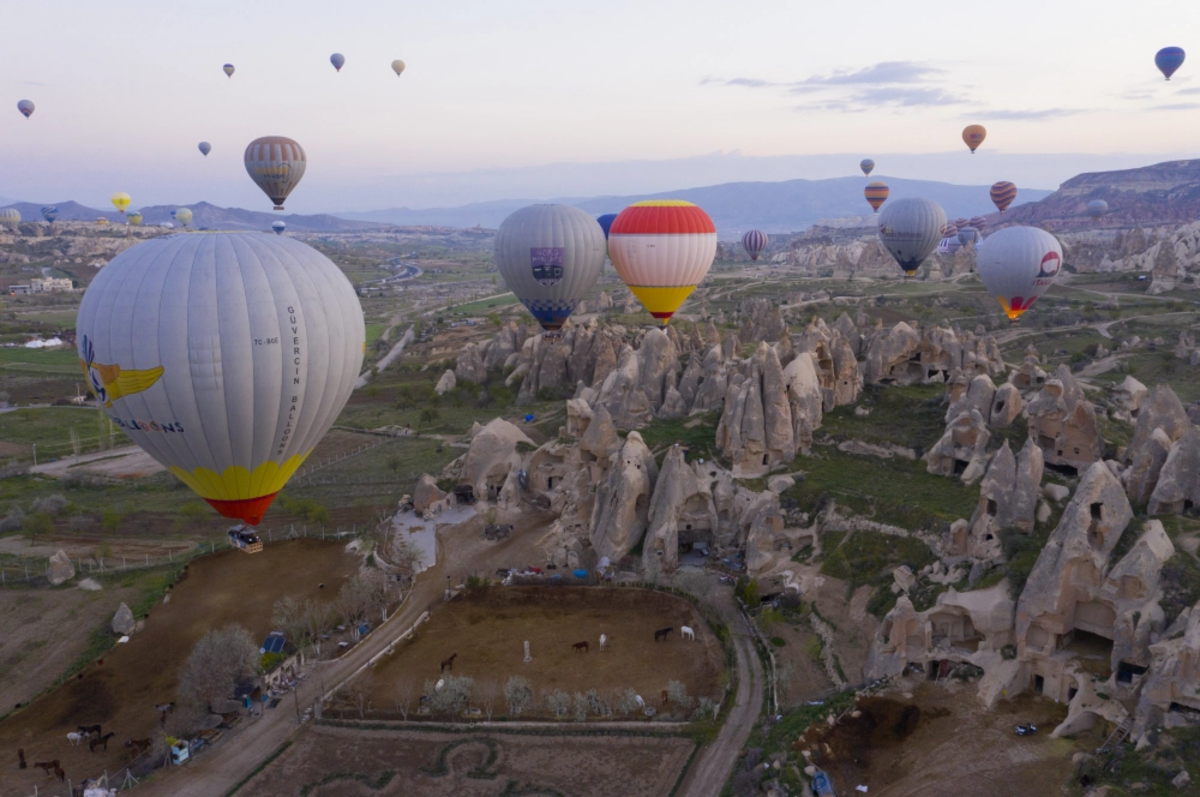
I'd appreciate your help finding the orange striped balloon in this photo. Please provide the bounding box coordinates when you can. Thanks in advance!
[864,182,890,213]
[990,181,1018,213]
[962,125,987,154]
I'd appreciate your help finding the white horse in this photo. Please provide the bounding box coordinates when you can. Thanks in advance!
[435,678,445,693]
[67,731,84,745]
[635,694,645,709]
[599,634,607,651]
[681,625,695,641]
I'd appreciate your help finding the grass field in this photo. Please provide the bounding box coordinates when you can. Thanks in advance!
[446,293,519,315]
[0,406,111,450]
[0,345,81,377]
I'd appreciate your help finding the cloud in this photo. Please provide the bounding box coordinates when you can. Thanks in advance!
[1153,102,1200,111]
[1176,86,1200,95]
[980,108,1091,121]
[795,61,945,87]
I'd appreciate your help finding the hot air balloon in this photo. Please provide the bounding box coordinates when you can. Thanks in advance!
[976,226,1062,322]
[76,232,364,525]
[608,200,717,326]
[272,220,286,235]
[223,63,235,78]
[936,237,961,256]
[111,193,131,216]
[41,206,58,223]
[962,125,986,154]
[1156,47,1186,80]
[391,59,406,76]
[494,205,606,333]
[244,136,307,210]
[0,209,21,231]
[742,230,768,262]
[17,100,34,119]
[969,216,988,231]
[596,214,618,240]
[860,159,875,177]
[330,53,345,72]
[1087,200,1109,221]
[878,198,946,277]
[958,227,979,249]
[941,221,960,239]
[990,181,1018,213]
[199,141,212,157]
[864,182,890,213]
[128,211,143,226]
[175,208,193,227]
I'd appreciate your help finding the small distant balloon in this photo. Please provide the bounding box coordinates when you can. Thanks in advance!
[596,213,618,240]
[742,230,768,262]
[391,59,406,76]
[111,193,131,216]
[128,211,143,226]
[175,207,193,227]
[272,220,286,235]
[1156,47,1185,81]
[223,64,235,78]
[17,100,34,119]
[941,221,959,239]
[962,124,986,154]
[198,141,212,157]
[864,182,890,213]
[0,209,21,231]
[860,159,875,177]
[969,216,988,231]
[1087,199,1109,221]
[990,181,1018,213]
[41,206,58,223]
[330,53,345,72]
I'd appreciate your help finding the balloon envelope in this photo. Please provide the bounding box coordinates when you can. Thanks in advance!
[860,159,875,176]
[111,193,131,214]
[391,59,406,76]
[128,212,143,226]
[76,233,364,525]
[175,208,193,227]
[957,227,979,249]
[272,220,286,235]
[596,213,618,240]
[17,100,34,119]
[608,200,716,325]
[742,230,768,262]
[864,182,890,213]
[0,209,21,231]
[198,141,212,157]
[330,53,345,71]
[244,136,307,210]
[990,182,1017,213]
[1087,200,1109,220]
[878,198,946,276]
[976,226,1062,321]
[41,206,58,223]
[223,63,235,78]
[1156,47,1185,80]
[941,222,959,238]
[969,216,988,230]
[495,205,607,332]
[962,124,986,153]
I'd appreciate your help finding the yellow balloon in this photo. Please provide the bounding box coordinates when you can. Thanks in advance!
[111,192,131,214]
[962,125,987,154]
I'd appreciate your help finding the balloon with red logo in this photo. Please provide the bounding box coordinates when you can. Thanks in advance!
[976,226,1062,322]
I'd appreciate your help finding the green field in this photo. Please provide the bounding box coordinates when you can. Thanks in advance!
[447,293,519,315]
[0,346,80,377]
[365,323,387,348]
[0,406,110,450]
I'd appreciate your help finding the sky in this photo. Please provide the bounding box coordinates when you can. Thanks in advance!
[2,0,1199,213]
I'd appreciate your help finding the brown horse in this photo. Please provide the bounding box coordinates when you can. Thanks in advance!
[440,652,457,672]
[572,641,589,653]
[654,627,673,642]
[126,738,152,757]
[661,689,669,707]
[54,764,65,782]
[33,759,59,777]
[90,732,115,753]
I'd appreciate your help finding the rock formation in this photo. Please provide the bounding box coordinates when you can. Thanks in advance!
[641,446,718,577]
[960,440,1044,560]
[434,369,456,395]
[737,298,789,344]
[47,550,74,585]
[457,418,535,508]
[413,473,453,515]
[111,602,135,635]
[863,322,1004,386]
[924,409,991,484]
[1148,428,1200,515]
[1025,365,1104,474]
[589,432,658,562]
[715,343,800,476]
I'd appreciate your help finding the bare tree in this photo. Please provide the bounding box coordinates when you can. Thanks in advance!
[336,570,392,637]
[351,688,368,720]
[391,536,424,583]
[395,676,417,720]
[424,675,474,718]
[477,680,499,721]
[271,597,308,650]
[504,676,533,717]
[177,625,259,712]
[301,599,333,658]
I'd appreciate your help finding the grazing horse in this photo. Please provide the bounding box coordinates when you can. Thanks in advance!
[90,732,115,753]
[654,627,673,642]
[18,748,26,769]
[33,759,59,777]
[67,732,84,745]
[599,634,607,651]
[54,764,66,782]
[440,652,457,672]
[681,625,695,641]
[572,641,588,653]
[78,724,102,738]
[126,738,152,757]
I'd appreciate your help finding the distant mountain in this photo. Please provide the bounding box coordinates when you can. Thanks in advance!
[337,177,1053,237]
[0,200,391,232]
[983,159,1200,231]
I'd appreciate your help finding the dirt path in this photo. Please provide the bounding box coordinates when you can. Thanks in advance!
[679,610,764,797]
[355,325,413,387]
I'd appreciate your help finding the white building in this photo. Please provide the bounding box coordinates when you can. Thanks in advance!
[29,277,73,293]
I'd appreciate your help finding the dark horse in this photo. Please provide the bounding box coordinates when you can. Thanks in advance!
[654,627,674,642]
[572,641,589,653]
[440,652,458,672]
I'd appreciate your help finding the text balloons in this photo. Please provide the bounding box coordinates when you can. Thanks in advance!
[76,233,364,525]
[878,198,946,276]
[392,59,406,76]
[742,230,768,261]
[199,141,212,157]
[1156,47,1186,80]
[244,136,307,210]
[223,64,235,78]
[17,100,34,119]
[608,200,717,326]
[494,205,606,333]
[990,181,1017,212]
[860,159,875,176]
[977,226,1062,322]
[962,124,986,154]
[864,182,890,213]
[330,53,345,72]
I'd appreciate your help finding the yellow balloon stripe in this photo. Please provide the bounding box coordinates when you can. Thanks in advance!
[629,199,697,208]
[628,285,696,318]
[996,296,1025,321]
[169,452,311,501]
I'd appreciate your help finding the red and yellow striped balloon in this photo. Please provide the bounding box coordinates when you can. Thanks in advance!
[864,182,890,212]
[990,181,1018,213]
[608,200,717,325]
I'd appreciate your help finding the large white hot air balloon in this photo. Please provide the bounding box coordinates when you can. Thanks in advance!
[877,198,946,277]
[976,226,1063,322]
[495,204,606,333]
[75,233,364,525]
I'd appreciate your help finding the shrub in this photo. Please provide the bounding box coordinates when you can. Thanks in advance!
[573,692,588,722]
[504,676,533,716]
[424,675,474,717]
[616,688,641,716]
[0,507,24,533]
[544,689,571,717]
[667,680,693,710]
[692,696,717,722]
[32,494,67,516]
